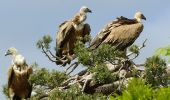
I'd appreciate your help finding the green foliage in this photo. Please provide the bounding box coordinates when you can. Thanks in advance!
[36,35,52,49]
[111,78,170,100]
[144,56,168,87]
[154,86,170,100]
[30,67,68,89]
[113,78,153,100]
[30,68,50,86]
[28,64,108,100]
[74,42,123,66]
[49,85,106,100]
[81,34,91,43]
[128,44,139,55]
[75,42,119,85]
[28,64,68,99]
[2,84,9,98]
[92,44,122,64]
[74,40,92,65]
[90,64,116,84]
[155,45,170,62]
[155,45,170,56]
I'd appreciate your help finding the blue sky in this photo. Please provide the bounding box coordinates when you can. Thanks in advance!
[0,0,170,99]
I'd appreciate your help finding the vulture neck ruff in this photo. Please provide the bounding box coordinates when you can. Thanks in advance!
[72,10,88,30]
[72,13,86,31]
[135,18,142,23]
[12,64,26,74]
[72,22,84,31]
[11,54,26,72]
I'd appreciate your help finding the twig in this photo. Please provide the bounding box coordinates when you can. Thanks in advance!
[41,44,58,62]
[47,50,57,58]
[66,62,79,75]
[130,60,145,71]
[60,76,78,87]
[127,39,147,58]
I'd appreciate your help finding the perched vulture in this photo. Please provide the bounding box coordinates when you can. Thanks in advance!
[90,12,146,51]
[5,47,32,100]
[56,6,91,62]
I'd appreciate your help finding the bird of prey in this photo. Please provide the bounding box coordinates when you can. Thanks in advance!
[56,6,92,63]
[5,47,32,100]
[90,12,146,51]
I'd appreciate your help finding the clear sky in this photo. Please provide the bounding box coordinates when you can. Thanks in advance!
[0,0,170,99]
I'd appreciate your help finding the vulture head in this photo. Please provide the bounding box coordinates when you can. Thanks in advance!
[5,47,18,57]
[80,6,92,13]
[134,11,146,22]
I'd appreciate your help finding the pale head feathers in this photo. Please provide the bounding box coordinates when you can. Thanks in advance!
[6,47,26,69]
[79,6,92,13]
[72,6,91,29]
[134,11,146,22]
[5,47,18,56]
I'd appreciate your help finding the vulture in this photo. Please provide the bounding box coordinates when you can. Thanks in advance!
[90,11,146,51]
[56,6,91,63]
[5,47,32,100]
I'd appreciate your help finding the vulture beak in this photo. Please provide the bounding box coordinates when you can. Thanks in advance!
[5,51,10,56]
[5,52,9,56]
[87,8,92,13]
[142,14,146,20]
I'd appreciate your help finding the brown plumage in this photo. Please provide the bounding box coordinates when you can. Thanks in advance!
[90,12,146,51]
[8,65,32,100]
[56,6,91,61]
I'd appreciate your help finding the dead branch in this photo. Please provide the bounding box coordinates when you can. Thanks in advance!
[59,71,94,92]
[65,62,79,75]
[127,39,147,59]
[80,73,94,92]
[130,60,145,71]
[41,44,57,63]
[47,50,57,58]
[59,75,80,90]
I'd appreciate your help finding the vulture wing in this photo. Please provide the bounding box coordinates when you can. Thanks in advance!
[56,21,74,56]
[90,21,113,50]
[81,23,91,43]
[56,21,74,48]
[8,65,14,88]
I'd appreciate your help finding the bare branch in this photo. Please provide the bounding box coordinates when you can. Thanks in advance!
[60,76,78,87]
[130,60,145,71]
[41,44,58,62]
[127,39,147,58]
[65,62,79,75]
[47,50,57,58]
